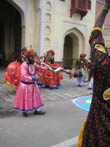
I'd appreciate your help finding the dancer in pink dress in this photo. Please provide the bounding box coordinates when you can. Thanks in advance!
[14,49,47,116]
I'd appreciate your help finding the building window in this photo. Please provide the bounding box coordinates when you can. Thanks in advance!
[46,13,51,23]
[46,2,52,11]
[45,38,50,47]
[45,26,51,35]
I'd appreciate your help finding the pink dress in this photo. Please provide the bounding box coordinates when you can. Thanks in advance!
[14,61,46,111]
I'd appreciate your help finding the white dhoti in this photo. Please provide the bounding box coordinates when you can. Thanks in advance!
[76,69,85,86]
[88,78,93,89]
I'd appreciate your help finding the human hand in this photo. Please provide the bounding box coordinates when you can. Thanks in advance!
[35,76,39,81]
[105,0,110,9]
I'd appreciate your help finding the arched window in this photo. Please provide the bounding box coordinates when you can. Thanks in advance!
[46,2,52,11]
[45,26,51,35]
[45,38,50,47]
[46,13,51,23]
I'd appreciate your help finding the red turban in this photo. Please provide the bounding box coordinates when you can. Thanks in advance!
[21,46,27,52]
[80,54,86,57]
[47,50,55,55]
[26,49,36,58]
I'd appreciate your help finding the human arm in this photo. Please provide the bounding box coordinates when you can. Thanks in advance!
[89,1,110,67]
[95,1,110,28]
[34,63,47,72]
[20,62,35,82]
[90,1,110,47]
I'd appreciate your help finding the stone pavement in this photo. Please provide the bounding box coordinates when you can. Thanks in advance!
[0,67,92,117]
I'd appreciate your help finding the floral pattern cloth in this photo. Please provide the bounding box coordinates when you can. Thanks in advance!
[76,58,88,69]
[3,61,21,88]
[38,63,63,89]
[80,27,110,146]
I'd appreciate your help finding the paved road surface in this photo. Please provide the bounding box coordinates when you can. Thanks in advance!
[0,68,91,147]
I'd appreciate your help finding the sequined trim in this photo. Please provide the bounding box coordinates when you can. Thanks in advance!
[92,27,102,32]
[2,79,17,89]
[95,44,106,53]
[103,88,110,101]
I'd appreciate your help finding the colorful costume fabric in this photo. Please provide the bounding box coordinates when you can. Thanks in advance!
[77,27,110,146]
[76,58,88,70]
[38,63,63,89]
[3,47,27,88]
[3,61,21,88]
[14,61,46,111]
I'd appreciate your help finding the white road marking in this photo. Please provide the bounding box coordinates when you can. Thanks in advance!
[50,136,78,147]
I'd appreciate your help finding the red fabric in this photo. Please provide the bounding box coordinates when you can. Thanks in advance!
[26,49,36,58]
[80,53,86,57]
[38,63,63,87]
[35,59,40,64]
[47,50,55,55]
[4,61,21,87]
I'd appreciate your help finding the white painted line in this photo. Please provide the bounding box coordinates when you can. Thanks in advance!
[50,136,78,147]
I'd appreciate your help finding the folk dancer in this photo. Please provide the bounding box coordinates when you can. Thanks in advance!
[75,54,88,87]
[44,49,55,64]
[14,49,47,116]
[38,50,63,89]
[77,1,110,146]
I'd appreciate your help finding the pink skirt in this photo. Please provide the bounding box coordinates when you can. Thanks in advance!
[14,82,44,111]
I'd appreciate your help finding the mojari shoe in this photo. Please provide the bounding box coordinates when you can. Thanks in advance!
[22,112,28,117]
[88,88,92,90]
[79,85,82,87]
[34,110,46,115]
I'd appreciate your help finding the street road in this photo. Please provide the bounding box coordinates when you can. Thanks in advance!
[0,68,91,147]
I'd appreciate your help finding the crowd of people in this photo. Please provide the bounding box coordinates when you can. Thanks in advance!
[2,47,64,116]
[2,0,110,145]
[2,43,95,116]
[2,45,94,117]
[2,43,96,119]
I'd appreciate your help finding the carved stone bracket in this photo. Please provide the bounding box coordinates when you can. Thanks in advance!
[70,0,91,19]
